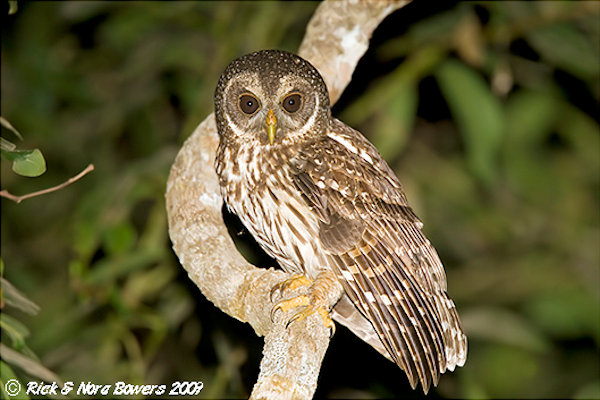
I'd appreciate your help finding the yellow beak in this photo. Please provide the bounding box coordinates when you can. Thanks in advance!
[266,109,277,144]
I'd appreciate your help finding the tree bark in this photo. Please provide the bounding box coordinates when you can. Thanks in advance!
[165,1,410,399]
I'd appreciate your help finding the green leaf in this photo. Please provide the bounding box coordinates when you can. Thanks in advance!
[436,59,504,184]
[8,1,18,15]
[502,89,560,196]
[0,148,31,162]
[102,222,137,256]
[2,148,47,177]
[0,361,30,400]
[371,82,418,161]
[0,314,30,350]
[526,24,600,80]
[0,277,40,315]
[504,89,558,147]
[0,343,63,386]
[84,247,164,285]
[1,137,17,152]
[123,264,175,307]
[0,116,24,140]
[557,104,600,173]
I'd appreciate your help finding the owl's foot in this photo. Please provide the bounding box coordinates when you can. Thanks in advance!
[270,272,341,337]
[271,294,336,336]
[270,274,312,301]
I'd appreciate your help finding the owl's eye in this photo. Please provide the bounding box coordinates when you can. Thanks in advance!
[238,93,260,115]
[282,93,303,113]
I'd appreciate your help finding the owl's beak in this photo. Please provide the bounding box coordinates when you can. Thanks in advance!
[266,109,277,144]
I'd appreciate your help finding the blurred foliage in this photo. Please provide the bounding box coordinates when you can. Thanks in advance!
[1,117,47,177]
[1,1,599,399]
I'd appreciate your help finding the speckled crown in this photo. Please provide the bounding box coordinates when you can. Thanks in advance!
[214,50,330,110]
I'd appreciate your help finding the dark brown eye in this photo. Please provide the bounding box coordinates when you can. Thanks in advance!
[282,93,303,113]
[239,93,260,115]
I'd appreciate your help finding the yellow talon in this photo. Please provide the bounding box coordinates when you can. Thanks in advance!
[270,294,309,322]
[270,274,313,301]
[270,272,337,336]
[317,307,336,337]
[284,304,336,337]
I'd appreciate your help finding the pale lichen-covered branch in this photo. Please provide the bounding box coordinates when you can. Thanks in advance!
[165,1,410,399]
[299,0,411,104]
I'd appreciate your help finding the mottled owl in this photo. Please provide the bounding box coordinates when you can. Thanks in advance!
[214,49,467,392]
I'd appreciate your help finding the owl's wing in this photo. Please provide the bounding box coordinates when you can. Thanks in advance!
[289,122,467,392]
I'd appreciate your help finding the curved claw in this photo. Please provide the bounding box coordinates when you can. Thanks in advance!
[285,309,305,329]
[269,281,284,303]
[271,294,310,323]
[269,284,286,303]
[281,303,336,337]
[318,307,336,337]
[270,303,279,323]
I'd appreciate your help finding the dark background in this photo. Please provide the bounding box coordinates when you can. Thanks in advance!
[2,1,599,399]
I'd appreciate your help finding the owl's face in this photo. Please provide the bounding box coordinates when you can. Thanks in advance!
[215,50,331,147]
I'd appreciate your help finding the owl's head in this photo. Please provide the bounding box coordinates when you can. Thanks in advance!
[214,50,331,147]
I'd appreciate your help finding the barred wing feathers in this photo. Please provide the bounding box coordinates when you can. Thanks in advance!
[289,121,467,392]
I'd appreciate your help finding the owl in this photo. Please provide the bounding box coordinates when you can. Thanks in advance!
[214,49,467,392]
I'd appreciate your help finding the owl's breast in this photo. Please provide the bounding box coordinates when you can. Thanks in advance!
[215,142,326,277]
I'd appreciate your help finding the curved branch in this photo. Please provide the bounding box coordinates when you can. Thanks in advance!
[165,1,410,399]
[299,0,411,104]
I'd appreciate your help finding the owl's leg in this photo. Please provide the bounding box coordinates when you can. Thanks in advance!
[270,270,343,336]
